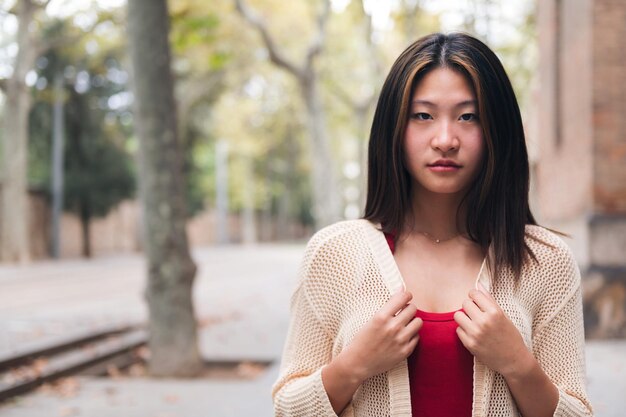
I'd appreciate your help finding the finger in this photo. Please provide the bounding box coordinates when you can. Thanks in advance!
[395,302,418,325]
[453,310,474,331]
[461,298,482,320]
[455,326,474,352]
[468,288,495,312]
[406,333,420,352]
[400,317,423,339]
[381,290,413,317]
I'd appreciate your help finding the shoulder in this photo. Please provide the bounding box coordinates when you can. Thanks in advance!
[522,224,581,291]
[523,224,577,266]
[297,219,377,290]
[303,219,376,260]
[294,219,377,319]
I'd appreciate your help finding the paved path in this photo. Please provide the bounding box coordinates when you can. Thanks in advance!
[0,245,624,416]
[0,244,303,362]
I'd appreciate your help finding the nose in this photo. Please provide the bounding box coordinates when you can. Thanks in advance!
[432,121,459,152]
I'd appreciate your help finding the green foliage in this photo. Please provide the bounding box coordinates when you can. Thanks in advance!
[28,15,135,221]
[171,14,220,50]
[62,88,135,219]
[182,120,216,216]
[14,0,539,240]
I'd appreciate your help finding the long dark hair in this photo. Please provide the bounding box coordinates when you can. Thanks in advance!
[364,32,543,281]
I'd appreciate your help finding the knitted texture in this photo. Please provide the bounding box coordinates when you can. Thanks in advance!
[272,219,593,417]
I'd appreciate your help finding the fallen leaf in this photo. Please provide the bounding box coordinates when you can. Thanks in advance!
[53,377,80,398]
[107,364,121,378]
[128,363,147,377]
[163,394,179,404]
[237,361,266,378]
[58,406,79,416]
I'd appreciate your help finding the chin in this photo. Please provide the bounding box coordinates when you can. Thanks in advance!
[411,177,471,196]
[421,183,466,194]
[429,189,464,195]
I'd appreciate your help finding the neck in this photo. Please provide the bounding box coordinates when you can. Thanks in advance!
[405,186,467,240]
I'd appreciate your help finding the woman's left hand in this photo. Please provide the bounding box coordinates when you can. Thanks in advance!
[453,282,532,378]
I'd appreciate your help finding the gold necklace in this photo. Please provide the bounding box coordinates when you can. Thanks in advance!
[417,230,460,244]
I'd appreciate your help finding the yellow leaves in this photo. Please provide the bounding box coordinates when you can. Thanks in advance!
[37,377,81,398]
[3,357,49,385]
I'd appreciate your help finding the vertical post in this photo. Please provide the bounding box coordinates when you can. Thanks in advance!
[241,154,257,244]
[50,72,65,258]
[215,139,230,244]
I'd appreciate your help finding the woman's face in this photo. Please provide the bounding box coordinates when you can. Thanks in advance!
[403,67,485,198]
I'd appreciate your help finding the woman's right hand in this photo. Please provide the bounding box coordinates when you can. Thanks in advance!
[321,290,422,414]
[322,291,422,415]
[340,289,423,382]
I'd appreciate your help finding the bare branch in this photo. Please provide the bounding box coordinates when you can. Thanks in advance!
[327,75,376,115]
[234,0,302,77]
[0,5,16,16]
[305,0,331,69]
[325,0,379,114]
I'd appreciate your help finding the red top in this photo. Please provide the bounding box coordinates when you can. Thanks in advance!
[384,231,473,417]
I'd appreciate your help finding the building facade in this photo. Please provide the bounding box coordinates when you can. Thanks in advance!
[536,0,626,338]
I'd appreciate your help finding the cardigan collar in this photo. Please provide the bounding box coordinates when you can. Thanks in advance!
[359,218,494,417]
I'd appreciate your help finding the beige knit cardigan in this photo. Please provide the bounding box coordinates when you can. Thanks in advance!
[272,219,593,417]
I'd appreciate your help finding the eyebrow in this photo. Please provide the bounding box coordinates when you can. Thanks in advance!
[412,99,477,108]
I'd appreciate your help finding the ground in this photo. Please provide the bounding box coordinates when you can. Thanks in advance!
[0,244,623,416]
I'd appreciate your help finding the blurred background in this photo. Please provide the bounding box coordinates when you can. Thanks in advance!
[0,0,624,416]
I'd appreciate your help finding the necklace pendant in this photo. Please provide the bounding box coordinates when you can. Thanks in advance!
[435,239,440,243]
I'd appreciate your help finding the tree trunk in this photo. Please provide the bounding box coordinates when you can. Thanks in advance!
[79,198,91,258]
[233,0,341,230]
[283,125,299,239]
[355,105,369,214]
[50,72,65,259]
[127,0,201,377]
[1,0,38,263]
[300,73,342,228]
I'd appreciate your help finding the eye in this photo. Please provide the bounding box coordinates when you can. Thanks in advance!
[459,113,478,122]
[411,112,432,121]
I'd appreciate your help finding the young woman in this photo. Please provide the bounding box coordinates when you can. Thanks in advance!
[272,33,593,417]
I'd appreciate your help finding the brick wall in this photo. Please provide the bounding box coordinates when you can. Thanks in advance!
[593,0,626,213]
[536,0,626,338]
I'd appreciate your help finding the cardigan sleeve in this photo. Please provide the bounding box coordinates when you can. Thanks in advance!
[271,283,340,417]
[271,228,352,417]
[531,247,594,416]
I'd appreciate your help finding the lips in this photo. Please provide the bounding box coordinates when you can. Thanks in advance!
[427,159,462,168]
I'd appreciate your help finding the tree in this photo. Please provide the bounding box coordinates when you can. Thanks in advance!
[62,87,135,258]
[323,0,383,212]
[0,0,83,262]
[127,0,201,376]
[27,16,136,258]
[234,0,342,229]
[1,0,43,262]
[168,3,227,217]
